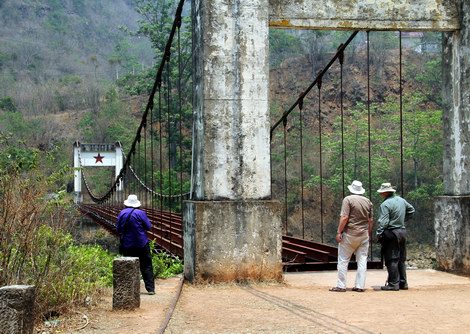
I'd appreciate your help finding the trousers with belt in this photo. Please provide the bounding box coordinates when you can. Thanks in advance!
[336,232,369,289]
[381,228,407,288]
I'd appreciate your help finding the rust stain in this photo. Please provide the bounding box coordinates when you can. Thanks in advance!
[196,263,283,284]
[269,19,292,28]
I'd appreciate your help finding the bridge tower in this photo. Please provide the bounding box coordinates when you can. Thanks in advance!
[186,0,470,281]
[185,0,282,282]
[73,141,123,204]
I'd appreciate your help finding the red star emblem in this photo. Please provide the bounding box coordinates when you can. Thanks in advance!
[94,153,104,163]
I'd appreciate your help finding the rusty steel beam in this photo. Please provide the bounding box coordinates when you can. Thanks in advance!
[80,204,382,271]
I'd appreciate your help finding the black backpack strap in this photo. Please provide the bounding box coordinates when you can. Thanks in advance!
[120,208,136,239]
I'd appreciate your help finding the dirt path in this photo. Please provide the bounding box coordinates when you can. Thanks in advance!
[38,269,470,333]
[166,269,470,334]
[37,276,183,334]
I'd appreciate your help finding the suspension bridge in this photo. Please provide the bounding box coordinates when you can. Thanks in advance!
[74,0,470,280]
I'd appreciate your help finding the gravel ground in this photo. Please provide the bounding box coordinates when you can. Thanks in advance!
[36,267,470,334]
[166,269,470,334]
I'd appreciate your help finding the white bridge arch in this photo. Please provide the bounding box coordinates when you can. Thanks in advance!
[73,141,123,203]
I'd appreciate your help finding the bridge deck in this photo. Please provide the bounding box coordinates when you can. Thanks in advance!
[79,204,382,271]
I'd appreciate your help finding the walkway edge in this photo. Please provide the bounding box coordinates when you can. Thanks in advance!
[156,275,185,334]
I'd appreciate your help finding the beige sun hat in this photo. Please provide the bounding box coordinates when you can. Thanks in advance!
[124,194,141,208]
[377,182,397,193]
[347,180,366,195]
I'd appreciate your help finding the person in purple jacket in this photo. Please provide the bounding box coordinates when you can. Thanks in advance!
[117,194,155,295]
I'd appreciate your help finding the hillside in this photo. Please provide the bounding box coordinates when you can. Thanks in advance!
[268,31,443,245]
[0,16,443,246]
[0,0,153,116]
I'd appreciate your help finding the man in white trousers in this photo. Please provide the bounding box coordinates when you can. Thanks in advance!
[330,180,373,292]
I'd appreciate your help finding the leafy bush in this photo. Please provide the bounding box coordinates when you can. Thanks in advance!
[67,244,115,288]
[21,227,114,316]
[150,242,183,278]
[0,96,16,112]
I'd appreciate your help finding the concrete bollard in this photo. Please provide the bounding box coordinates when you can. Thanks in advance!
[113,257,140,310]
[0,285,36,334]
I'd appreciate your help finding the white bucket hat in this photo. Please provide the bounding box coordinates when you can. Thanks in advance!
[347,180,365,195]
[377,182,396,193]
[124,194,141,208]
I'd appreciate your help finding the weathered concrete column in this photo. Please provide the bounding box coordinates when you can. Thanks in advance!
[187,0,282,282]
[435,1,470,274]
[184,200,282,282]
[435,196,470,272]
[0,285,36,334]
[113,257,140,310]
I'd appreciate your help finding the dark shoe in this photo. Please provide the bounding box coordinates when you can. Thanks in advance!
[148,291,156,295]
[329,287,346,292]
[399,285,408,290]
[380,285,399,291]
[352,287,365,292]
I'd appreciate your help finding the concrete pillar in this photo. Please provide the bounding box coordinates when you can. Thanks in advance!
[435,196,470,273]
[0,285,36,334]
[188,0,282,282]
[184,200,283,283]
[192,0,271,200]
[113,257,140,310]
[436,1,470,274]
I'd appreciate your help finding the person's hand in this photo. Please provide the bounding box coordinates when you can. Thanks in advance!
[335,233,342,243]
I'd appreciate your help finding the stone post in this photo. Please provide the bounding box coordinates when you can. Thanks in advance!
[0,285,36,334]
[186,0,282,282]
[113,257,140,310]
[436,1,470,274]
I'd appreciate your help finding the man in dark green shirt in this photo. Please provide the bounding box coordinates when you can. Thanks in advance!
[376,183,415,291]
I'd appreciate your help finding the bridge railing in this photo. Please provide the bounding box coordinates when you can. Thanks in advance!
[270,30,420,263]
[79,0,193,216]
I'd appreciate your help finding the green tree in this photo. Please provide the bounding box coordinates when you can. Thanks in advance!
[413,58,443,107]
[131,0,177,58]
[108,40,141,80]
[369,31,398,81]
[269,29,304,68]
[0,96,16,112]
[0,132,39,172]
[117,0,193,187]
[79,87,138,148]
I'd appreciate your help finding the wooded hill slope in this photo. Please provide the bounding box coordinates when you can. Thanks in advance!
[0,4,443,246]
[0,0,152,116]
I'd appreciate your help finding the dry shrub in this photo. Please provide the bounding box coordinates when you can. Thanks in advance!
[0,169,113,321]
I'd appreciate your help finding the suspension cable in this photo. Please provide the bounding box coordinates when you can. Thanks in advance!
[299,96,305,239]
[177,17,184,212]
[399,31,404,194]
[151,100,155,210]
[367,31,373,259]
[283,117,288,235]
[159,83,164,247]
[367,31,372,199]
[339,45,345,199]
[166,54,173,255]
[144,116,148,207]
[318,75,324,244]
